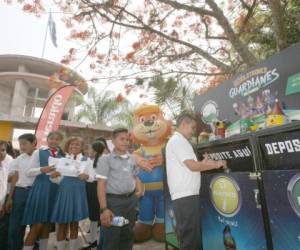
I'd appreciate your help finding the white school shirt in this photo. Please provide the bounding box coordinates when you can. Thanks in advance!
[68,153,94,183]
[8,151,37,188]
[166,131,201,200]
[51,154,94,183]
[84,158,97,182]
[26,147,47,177]
[0,154,13,207]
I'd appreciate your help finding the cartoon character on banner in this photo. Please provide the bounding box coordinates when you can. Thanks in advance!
[132,104,172,242]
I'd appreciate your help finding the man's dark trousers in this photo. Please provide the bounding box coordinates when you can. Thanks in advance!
[102,194,138,250]
[172,195,202,250]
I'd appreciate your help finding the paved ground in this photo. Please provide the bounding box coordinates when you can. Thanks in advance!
[45,220,165,250]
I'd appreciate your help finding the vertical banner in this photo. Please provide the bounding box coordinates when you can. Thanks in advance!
[35,85,75,148]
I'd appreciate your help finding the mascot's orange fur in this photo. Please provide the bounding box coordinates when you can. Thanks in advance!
[132,104,172,242]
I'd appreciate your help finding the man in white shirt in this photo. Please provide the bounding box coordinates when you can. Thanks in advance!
[0,140,14,250]
[166,113,226,250]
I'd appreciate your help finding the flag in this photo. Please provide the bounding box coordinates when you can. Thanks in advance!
[48,12,57,47]
[35,85,75,148]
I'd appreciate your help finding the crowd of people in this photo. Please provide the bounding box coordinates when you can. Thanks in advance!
[0,128,143,250]
[0,112,227,250]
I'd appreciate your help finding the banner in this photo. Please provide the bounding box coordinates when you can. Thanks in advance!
[35,85,75,148]
[195,42,300,138]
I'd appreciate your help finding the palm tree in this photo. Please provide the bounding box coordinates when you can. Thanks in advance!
[110,102,135,130]
[75,87,134,128]
[148,75,195,118]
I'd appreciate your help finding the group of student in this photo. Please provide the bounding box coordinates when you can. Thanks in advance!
[0,127,141,250]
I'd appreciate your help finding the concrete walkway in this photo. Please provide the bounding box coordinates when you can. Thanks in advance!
[45,220,165,250]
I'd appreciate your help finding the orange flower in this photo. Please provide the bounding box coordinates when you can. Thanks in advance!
[132,42,141,50]
[125,51,135,61]
[116,93,124,103]
[23,4,33,11]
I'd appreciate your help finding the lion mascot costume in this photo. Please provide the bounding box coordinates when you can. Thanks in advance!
[132,104,172,242]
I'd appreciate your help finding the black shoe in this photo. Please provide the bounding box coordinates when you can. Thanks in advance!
[33,242,39,250]
[79,241,97,250]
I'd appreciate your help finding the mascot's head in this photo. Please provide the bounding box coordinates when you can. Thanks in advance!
[132,104,172,146]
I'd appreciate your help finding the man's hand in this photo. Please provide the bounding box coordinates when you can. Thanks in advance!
[202,154,227,170]
[78,173,89,181]
[149,154,163,168]
[41,166,55,174]
[100,209,114,227]
[50,171,61,178]
[5,198,13,213]
[137,159,153,173]
[135,183,145,198]
[217,160,227,169]
[135,189,144,198]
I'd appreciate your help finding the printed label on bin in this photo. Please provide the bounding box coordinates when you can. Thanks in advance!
[210,175,242,217]
[198,140,254,172]
[259,129,300,170]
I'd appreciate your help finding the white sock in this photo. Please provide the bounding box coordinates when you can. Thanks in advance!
[23,246,34,250]
[39,239,48,250]
[69,239,78,250]
[57,240,66,250]
[90,221,98,243]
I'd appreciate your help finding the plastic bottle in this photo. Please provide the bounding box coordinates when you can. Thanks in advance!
[111,216,129,227]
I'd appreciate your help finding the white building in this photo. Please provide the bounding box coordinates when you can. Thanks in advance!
[0,54,112,143]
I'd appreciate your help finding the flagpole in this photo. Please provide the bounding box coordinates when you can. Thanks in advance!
[41,13,50,58]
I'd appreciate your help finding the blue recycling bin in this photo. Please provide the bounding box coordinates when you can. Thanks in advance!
[198,136,269,250]
[258,123,300,250]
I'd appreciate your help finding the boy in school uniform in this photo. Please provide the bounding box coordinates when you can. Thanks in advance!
[0,140,14,250]
[96,128,143,250]
[6,134,37,250]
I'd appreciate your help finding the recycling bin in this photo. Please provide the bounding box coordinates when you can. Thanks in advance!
[198,136,269,250]
[258,122,300,250]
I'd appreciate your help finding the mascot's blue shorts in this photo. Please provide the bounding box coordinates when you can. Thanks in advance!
[138,166,164,224]
[138,189,164,225]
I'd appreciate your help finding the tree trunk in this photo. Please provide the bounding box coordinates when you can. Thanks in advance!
[267,0,288,50]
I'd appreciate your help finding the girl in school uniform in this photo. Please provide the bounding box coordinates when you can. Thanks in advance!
[22,131,64,250]
[51,136,93,250]
[84,141,106,248]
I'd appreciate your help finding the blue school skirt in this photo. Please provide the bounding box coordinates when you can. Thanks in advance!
[22,174,58,225]
[51,176,89,224]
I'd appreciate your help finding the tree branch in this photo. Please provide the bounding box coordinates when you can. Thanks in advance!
[205,0,257,66]
[156,0,216,17]
[156,0,257,66]
[81,0,233,71]
[238,0,257,35]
